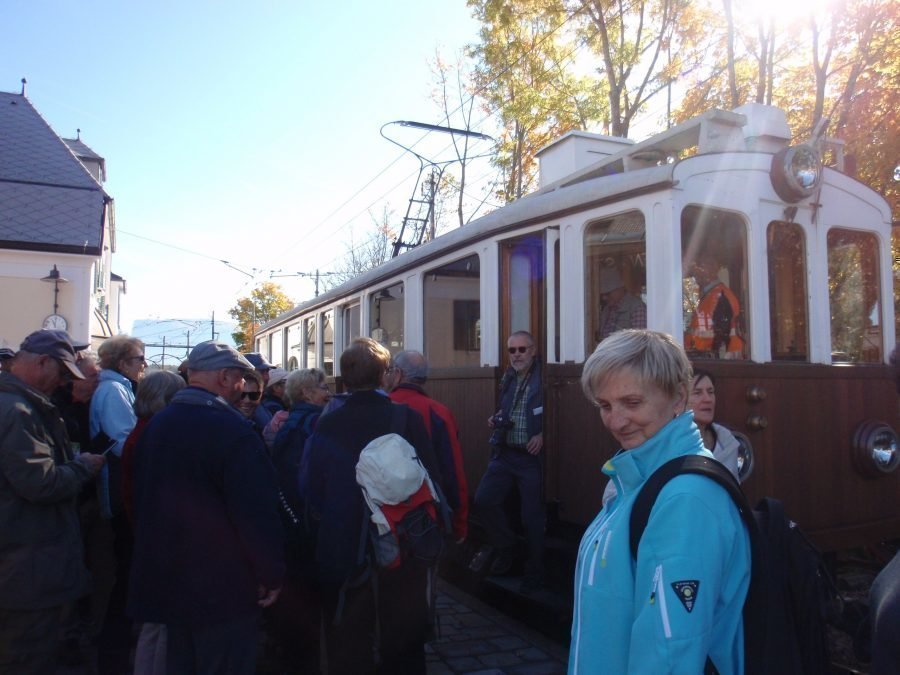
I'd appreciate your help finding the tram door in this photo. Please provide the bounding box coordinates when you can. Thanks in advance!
[499,234,545,360]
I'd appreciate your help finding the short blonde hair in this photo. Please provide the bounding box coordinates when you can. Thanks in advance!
[286,368,326,405]
[581,330,692,404]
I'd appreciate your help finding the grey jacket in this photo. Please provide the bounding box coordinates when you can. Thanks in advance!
[0,372,92,609]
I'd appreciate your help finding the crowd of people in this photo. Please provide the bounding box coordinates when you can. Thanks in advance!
[0,326,897,674]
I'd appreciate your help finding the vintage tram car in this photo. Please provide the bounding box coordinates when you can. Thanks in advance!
[256,103,898,552]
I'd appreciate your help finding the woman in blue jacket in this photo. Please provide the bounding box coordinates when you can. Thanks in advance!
[569,330,751,674]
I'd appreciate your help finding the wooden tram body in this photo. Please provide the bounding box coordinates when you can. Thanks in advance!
[257,103,898,552]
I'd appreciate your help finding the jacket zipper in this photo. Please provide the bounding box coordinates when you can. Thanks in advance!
[651,564,672,638]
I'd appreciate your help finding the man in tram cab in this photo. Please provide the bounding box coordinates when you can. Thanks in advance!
[470,331,545,593]
[597,267,646,342]
[685,249,745,359]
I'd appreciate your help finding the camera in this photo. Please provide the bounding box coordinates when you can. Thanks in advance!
[489,412,514,446]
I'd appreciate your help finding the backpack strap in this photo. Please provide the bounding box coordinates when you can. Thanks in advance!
[629,454,762,675]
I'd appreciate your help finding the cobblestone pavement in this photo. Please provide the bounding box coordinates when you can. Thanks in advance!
[427,580,568,675]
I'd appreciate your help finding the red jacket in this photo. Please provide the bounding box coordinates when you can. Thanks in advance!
[389,384,469,540]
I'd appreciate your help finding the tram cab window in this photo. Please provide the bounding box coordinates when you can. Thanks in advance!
[370,282,404,356]
[342,303,360,350]
[305,317,316,368]
[287,323,302,370]
[323,310,334,376]
[271,329,284,368]
[681,207,749,360]
[767,222,808,361]
[424,255,480,368]
[584,211,647,351]
[827,229,882,363]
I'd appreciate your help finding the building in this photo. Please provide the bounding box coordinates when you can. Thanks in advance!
[0,83,123,349]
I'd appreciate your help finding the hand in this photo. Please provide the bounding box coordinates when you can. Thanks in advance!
[526,433,543,455]
[487,410,501,428]
[75,452,106,476]
[268,411,289,434]
[257,585,281,608]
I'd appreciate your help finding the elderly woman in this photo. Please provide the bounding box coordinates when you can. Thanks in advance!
[569,330,750,674]
[90,335,146,516]
[689,369,740,481]
[301,338,441,675]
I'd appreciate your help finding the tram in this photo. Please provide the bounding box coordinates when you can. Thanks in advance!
[256,103,898,553]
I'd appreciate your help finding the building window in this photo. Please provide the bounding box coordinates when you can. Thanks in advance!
[287,323,302,370]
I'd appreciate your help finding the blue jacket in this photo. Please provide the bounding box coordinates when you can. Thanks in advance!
[128,386,285,624]
[90,369,137,518]
[569,412,750,675]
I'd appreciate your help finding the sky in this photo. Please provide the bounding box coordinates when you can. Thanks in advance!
[1,0,489,341]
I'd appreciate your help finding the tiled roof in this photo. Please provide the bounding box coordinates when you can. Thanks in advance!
[0,91,108,255]
[62,137,103,162]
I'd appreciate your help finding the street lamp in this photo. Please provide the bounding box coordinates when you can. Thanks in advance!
[40,265,69,331]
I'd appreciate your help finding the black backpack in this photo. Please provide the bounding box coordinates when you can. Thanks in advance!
[629,455,839,675]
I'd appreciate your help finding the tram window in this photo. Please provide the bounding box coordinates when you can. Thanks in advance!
[305,317,316,368]
[323,310,334,376]
[342,303,360,350]
[682,206,749,360]
[827,229,882,363]
[423,255,480,368]
[767,222,808,361]
[584,211,647,351]
[370,282,404,356]
[270,329,284,368]
[287,323,302,370]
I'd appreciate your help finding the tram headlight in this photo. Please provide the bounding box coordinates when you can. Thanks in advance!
[851,420,900,478]
[732,431,755,483]
[770,144,822,203]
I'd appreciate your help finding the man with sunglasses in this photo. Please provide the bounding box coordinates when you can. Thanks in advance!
[128,341,284,674]
[0,330,105,674]
[471,331,545,593]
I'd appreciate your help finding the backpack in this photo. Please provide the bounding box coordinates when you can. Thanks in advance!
[629,454,839,675]
[354,406,447,571]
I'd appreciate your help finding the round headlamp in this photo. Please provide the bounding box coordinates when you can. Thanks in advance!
[851,420,899,478]
[770,144,822,203]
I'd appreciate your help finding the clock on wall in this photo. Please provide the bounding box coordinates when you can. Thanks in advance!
[42,314,68,331]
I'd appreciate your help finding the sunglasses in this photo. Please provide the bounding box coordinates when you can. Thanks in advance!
[240,391,261,401]
[508,346,531,354]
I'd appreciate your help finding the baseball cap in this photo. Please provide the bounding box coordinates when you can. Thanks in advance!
[188,341,254,371]
[267,367,289,387]
[19,329,85,379]
[243,352,273,371]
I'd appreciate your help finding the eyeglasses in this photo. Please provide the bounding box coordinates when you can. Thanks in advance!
[508,346,531,354]
[240,391,261,401]
[124,355,146,365]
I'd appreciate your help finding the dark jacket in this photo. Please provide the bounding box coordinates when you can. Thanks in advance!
[496,359,543,442]
[300,390,440,583]
[261,393,286,416]
[0,372,93,609]
[271,401,322,513]
[128,386,285,624]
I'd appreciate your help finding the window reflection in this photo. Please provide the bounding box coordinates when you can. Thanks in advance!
[287,323,302,370]
[681,207,748,360]
[343,304,360,350]
[305,317,316,368]
[323,310,334,376]
[369,283,404,356]
[767,222,808,361]
[828,229,881,363]
[584,211,647,352]
[424,255,480,368]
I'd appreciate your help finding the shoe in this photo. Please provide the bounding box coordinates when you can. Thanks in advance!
[489,550,514,576]
[468,546,494,573]
[519,575,545,594]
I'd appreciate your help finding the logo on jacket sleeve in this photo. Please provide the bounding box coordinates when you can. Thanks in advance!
[671,580,700,613]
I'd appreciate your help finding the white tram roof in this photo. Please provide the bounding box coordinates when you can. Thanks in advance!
[260,103,884,332]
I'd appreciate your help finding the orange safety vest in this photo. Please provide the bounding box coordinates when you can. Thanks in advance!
[685,282,744,357]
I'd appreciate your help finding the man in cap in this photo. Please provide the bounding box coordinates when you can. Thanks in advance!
[0,346,14,373]
[243,352,275,428]
[128,341,285,674]
[597,267,646,342]
[0,330,105,674]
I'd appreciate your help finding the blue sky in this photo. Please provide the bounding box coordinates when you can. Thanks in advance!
[1,1,484,333]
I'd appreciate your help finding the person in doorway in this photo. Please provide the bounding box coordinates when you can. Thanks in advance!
[470,331,545,593]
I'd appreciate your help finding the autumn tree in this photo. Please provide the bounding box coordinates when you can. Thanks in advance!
[229,282,295,351]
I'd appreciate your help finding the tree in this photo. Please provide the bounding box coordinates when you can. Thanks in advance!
[322,206,396,291]
[229,282,295,351]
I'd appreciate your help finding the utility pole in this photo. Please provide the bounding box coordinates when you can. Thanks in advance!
[211,311,216,340]
[161,335,166,369]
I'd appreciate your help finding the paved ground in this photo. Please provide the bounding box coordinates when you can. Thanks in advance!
[427,580,568,675]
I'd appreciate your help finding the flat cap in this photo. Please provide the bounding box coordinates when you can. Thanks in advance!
[243,352,273,371]
[188,341,254,371]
